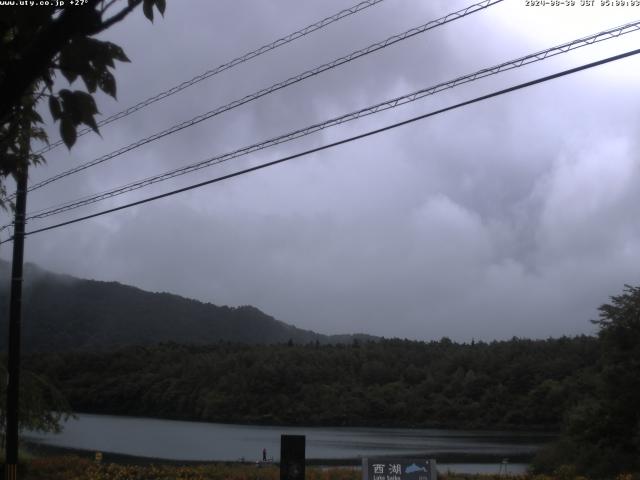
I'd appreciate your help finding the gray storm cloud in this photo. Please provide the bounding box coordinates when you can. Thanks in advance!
[2,0,639,341]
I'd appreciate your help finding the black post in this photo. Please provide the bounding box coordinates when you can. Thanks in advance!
[5,165,28,480]
[280,435,305,480]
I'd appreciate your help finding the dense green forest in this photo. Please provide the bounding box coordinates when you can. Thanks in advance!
[24,336,598,430]
[0,262,374,351]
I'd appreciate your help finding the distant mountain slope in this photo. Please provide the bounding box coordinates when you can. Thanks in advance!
[0,261,375,352]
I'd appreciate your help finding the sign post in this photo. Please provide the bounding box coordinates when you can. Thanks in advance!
[362,458,437,480]
[280,435,305,480]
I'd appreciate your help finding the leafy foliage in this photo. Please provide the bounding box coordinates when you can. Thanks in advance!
[0,360,73,450]
[25,336,598,430]
[0,0,166,209]
[532,285,640,478]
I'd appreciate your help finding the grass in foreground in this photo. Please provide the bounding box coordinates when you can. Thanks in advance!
[19,456,639,480]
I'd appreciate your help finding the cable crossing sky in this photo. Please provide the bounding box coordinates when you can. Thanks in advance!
[2,47,637,245]
[19,0,503,197]
[33,0,387,156]
[21,19,640,223]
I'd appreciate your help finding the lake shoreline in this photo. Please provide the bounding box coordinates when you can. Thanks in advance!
[24,440,536,466]
[25,412,548,474]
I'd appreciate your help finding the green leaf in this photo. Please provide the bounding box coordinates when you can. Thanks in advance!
[107,43,130,63]
[72,91,100,134]
[98,71,117,99]
[58,89,82,124]
[155,0,166,16]
[60,68,79,84]
[60,117,77,149]
[86,38,114,68]
[143,0,154,22]
[29,109,44,124]
[58,90,99,137]
[58,89,73,102]
[58,89,74,117]
[81,67,99,93]
[59,41,87,84]
[49,96,62,120]
[29,152,46,166]
[31,127,49,145]
[73,90,99,115]
[83,113,100,135]
[43,71,54,91]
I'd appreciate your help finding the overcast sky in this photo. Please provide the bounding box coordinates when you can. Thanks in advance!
[2,0,639,341]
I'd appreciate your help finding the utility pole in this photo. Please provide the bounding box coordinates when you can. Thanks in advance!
[4,164,28,480]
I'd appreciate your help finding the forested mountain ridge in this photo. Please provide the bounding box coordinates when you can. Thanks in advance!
[0,261,374,352]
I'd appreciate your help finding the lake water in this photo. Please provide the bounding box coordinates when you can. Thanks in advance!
[26,414,552,474]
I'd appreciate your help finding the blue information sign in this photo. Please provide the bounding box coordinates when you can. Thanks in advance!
[362,458,436,480]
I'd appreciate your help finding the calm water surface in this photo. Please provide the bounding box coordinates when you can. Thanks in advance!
[27,414,552,474]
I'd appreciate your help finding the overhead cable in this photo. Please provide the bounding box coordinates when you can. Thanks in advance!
[20,0,503,197]
[22,19,640,221]
[2,47,637,243]
[34,0,388,156]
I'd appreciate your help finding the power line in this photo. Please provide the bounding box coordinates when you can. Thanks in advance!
[21,19,640,222]
[3,47,637,244]
[33,0,387,156]
[19,0,503,197]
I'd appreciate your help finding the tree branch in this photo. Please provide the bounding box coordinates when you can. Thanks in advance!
[99,0,143,31]
[101,0,121,15]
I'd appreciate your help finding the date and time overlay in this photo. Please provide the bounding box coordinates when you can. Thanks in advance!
[0,0,639,9]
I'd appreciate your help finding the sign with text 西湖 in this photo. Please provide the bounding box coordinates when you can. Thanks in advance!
[362,458,436,480]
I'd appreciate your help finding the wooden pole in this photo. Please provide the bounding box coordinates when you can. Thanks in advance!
[5,165,28,480]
